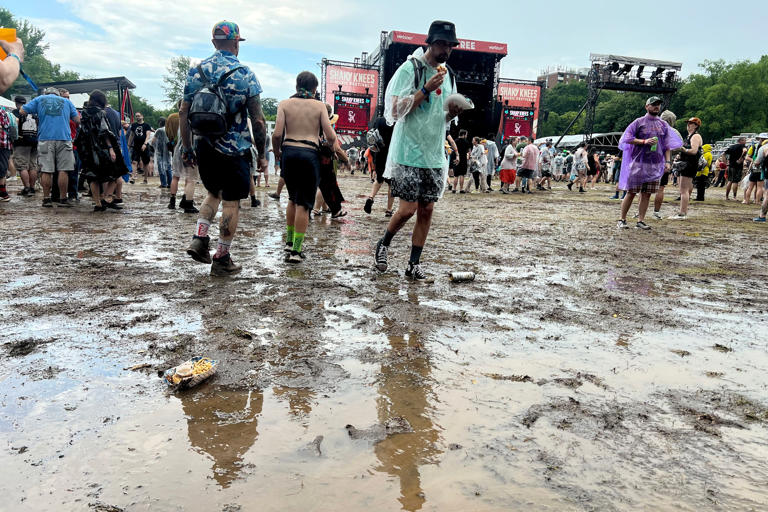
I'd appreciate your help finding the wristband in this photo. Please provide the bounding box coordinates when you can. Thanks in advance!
[5,53,21,65]
[420,87,429,96]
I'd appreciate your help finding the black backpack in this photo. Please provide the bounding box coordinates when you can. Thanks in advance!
[188,64,245,139]
[410,58,456,94]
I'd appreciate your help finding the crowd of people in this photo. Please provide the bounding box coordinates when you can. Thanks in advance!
[2,20,767,280]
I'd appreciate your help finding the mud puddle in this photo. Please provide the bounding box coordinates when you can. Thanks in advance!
[2,177,768,511]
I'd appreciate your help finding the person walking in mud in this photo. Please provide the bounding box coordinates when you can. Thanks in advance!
[271,71,337,263]
[616,97,683,230]
[182,21,268,276]
[373,21,463,280]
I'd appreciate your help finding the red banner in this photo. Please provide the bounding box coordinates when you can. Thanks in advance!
[333,94,371,136]
[390,31,507,55]
[324,65,378,120]
[498,83,541,139]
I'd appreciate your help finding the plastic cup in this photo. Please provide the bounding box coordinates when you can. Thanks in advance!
[0,28,17,59]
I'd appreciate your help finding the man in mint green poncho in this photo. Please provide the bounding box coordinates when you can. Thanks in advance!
[373,20,463,281]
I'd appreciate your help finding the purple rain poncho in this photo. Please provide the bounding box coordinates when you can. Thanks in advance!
[618,114,683,190]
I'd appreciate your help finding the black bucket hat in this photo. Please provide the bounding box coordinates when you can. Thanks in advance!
[426,20,459,46]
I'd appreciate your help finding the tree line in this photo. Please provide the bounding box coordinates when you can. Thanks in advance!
[538,56,768,143]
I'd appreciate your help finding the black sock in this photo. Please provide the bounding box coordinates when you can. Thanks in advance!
[409,245,423,264]
[382,230,395,246]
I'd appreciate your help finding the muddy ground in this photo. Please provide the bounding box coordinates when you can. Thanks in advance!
[1,173,767,511]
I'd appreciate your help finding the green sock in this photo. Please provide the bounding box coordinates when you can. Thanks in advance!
[286,225,294,244]
[292,232,305,253]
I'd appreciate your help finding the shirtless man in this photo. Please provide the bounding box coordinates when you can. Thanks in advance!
[272,71,337,263]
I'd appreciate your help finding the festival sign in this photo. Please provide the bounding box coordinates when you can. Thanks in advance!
[389,31,508,55]
[333,93,371,136]
[497,82,542,139]
[324,64,378,119]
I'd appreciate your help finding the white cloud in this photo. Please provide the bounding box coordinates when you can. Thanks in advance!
[29,0,360,106]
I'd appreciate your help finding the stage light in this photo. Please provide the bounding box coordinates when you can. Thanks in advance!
[636,65,645,77]
[665,71,675,83]
[650,66,665,80]
[610,62,619,72]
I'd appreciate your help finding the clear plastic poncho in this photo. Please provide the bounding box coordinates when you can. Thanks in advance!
[383,48,454,198]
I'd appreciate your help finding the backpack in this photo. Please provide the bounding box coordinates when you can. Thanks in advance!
[20,113,38,141]
[366,128,385,151]
[697,154,708,172]
[410,57,456,95]
[188,64,245,139]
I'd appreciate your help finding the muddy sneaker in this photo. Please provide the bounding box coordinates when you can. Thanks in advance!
[617,219,629,229]
[93,204,107,212]
[635,221,651,230]
[405,262,427,280]
[42,198,53,208]
[102,199,123,210]
[668,213,687,220]
[374,238,389,272]
[210,253,242,276]
[58,198,74,207]
[168,195,176,209]
[753,217,766,223]
[364,197,373,214]
[187,235,212,264]
[250,196,260,207]
[567,182,573,191]
[287,250,305,264]
[653,211,663,220]
[268,192,280,200]
[384,210,393,217]
[0,194,10,202]
[284,241,293,253]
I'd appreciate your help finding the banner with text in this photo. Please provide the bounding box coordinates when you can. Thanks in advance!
[497,82,541,139]
[324,64,379,120]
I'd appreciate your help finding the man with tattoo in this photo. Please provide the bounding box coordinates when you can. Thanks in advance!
[181,21,268,276]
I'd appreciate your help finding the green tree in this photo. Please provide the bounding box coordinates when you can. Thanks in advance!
[261,97,278,117]
[0,8,79,97]
[161,55,192,107]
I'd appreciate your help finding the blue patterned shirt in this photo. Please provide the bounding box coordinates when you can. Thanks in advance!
[183,50,262,155]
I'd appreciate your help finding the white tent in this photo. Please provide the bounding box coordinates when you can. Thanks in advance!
[0,95,15,109]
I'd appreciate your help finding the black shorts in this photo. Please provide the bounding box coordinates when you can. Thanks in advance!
[541,170,552,178]
[659,171,670,187]
[587,168,598,176]
[749,171,761,183]
[453,162,468,177]
[728,167,743,183]
[518,168,534,179]
[281,145,320,210]
[132,146,150,165]
[0,148,10,178]
[196,139,251,201]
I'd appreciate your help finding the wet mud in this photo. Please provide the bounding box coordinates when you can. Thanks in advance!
[2,176,767,511]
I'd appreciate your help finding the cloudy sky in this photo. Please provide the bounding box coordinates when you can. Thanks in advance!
[6,0,766,107]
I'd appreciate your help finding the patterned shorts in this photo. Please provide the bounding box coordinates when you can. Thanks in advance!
[390,165,444,203]
[627,180,660,194]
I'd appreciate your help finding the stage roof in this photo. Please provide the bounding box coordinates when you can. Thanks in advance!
[17,76,136,95]
[387,31,507,56]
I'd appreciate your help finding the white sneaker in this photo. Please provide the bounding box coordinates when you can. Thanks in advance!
[617,219,629,229]
[668,213,687,220]
[653,211,663,220]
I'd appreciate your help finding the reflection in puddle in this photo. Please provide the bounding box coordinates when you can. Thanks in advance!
[375,324,441,511]
[180,388,263,488]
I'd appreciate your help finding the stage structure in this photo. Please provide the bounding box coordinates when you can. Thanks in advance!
[555,54,682,147]
[359,30,508,140]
